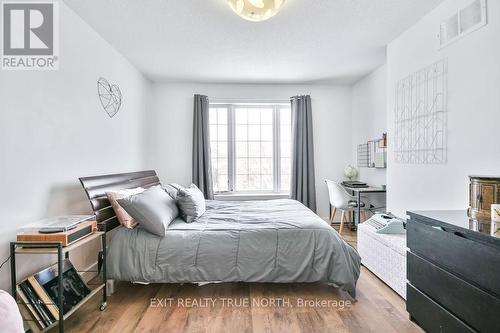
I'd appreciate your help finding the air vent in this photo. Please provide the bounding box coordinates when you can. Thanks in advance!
[439,0,487,48]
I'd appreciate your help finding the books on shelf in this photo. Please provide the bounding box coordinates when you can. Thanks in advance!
[34,259,91,314]
[18,280,55,329]
[16,259,91,330]
[16,285,46,331]
[27,276,59,319]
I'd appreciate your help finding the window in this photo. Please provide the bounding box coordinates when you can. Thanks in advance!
[209,103,292,194]
[209,107,229,192]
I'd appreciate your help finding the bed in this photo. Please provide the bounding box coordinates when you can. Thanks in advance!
[79,171,361,298]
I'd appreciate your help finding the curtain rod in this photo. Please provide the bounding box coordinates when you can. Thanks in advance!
[209,98,290,103]
[209,94,311,103]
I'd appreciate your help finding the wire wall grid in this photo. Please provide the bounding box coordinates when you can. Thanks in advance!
[357,143,370,168]
[394,59,448,164]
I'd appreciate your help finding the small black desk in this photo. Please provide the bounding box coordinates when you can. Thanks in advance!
[343,185,386,226]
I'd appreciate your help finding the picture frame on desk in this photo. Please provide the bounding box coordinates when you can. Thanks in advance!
[491,204,500,236]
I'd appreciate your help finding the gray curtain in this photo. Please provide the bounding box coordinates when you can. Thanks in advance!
[192,94,214,199]
[290,95,317,212]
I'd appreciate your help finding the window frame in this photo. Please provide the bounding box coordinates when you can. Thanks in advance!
[209,102,291,195]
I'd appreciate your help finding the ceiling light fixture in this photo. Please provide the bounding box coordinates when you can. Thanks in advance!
[227,0,286,22]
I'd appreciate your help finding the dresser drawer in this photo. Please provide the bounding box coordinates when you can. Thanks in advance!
[407,218,500,296]
[407,284,475,333]
[408,252,500,332]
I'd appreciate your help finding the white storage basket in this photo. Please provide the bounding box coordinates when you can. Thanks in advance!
[357,222,407,299]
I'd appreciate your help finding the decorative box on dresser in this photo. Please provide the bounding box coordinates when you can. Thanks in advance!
[469,176,500,221]
[406,210,500,333]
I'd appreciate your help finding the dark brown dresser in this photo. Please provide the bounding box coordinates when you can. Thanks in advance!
[407,210,500,333]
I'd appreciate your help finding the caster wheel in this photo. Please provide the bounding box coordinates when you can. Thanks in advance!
[100,302,107,311]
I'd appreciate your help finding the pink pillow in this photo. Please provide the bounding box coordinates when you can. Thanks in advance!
[106,187,146,228]
[0,290,23,333]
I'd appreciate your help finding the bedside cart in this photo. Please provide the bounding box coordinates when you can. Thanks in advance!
[10,231,107,333]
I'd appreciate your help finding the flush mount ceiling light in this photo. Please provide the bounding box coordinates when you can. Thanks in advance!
[227,0,286,22]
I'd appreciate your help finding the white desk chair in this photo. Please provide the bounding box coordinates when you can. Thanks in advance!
[325,179,370,235]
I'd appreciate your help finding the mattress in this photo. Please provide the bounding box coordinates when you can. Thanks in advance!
[106,199,361,297]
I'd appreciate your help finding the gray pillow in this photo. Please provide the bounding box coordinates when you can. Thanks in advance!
[176,184,206,223]
[118,185,179,236]
[163,183,182,200]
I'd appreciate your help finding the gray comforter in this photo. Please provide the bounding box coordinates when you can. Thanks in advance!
[107,199,361,297]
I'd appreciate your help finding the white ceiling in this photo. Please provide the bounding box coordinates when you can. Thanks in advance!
[65,0,443,84]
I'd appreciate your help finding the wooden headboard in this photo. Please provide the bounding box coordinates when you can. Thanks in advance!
[79,170,161,231]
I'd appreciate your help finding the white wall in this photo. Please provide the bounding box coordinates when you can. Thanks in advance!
[0,3,150,291]
[6,0,494,294]
[145,83,353,221]
[387,0,500,217]
[351,64,387,187]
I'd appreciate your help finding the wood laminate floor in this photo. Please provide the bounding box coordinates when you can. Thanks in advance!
[52,227,421,333]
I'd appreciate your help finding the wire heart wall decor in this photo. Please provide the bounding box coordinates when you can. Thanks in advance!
[97,77,122,118]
